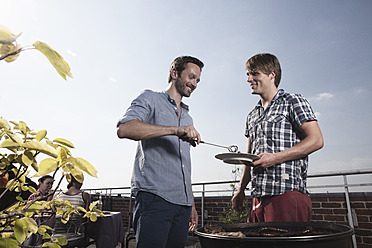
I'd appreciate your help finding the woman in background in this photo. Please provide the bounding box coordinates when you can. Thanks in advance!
[56,175,91,210]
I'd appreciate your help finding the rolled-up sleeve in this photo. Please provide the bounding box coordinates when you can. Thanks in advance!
[117,90,153,127]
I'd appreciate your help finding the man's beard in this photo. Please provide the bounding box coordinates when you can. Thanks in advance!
[174,77,191,97]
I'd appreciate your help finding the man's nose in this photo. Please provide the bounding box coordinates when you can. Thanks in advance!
[247,75,253,83]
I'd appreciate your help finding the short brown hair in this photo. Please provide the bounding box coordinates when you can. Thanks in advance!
[246,53,282,87]
[168,56,204,83]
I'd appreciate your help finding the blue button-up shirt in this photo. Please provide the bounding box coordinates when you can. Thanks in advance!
[117,90,194,206]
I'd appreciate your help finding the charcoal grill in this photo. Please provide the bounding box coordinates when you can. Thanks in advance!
[195,222,354,248]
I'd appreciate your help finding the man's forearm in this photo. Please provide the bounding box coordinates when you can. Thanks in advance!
[237,165,251,192]
[117,119,177,140]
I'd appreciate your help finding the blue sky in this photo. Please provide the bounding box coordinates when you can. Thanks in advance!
[1,0,371,191]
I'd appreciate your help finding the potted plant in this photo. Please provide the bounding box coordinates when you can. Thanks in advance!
[0,24,103,248]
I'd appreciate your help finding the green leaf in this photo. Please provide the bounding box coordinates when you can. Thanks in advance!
[53,138,74,148]
[14,218,28,243]
[38,158,58,176]
[33,41,73,80]
[36,130,47,141]
[42,241,61,248]
[0,237,18,248]
[56,237,68,246]
[22,141,58,158]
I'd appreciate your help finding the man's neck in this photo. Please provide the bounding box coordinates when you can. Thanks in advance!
[260,88,278,109]
[166,84,182,107]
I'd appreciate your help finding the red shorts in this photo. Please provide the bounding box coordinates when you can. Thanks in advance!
[248,191,312,222]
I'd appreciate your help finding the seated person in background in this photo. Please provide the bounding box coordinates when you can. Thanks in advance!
[24,175,55,246]
[55,175,91,210]
[54,175,91,236]
[28,175,54,202]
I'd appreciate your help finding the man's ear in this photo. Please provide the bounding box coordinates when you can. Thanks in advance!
[171,68,178,80]
[269,71,276,81]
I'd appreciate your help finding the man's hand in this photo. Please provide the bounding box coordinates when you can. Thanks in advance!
[177,125,201,147]
[189,204,198,232]
[232,190,245,212]
[251,153,278,168]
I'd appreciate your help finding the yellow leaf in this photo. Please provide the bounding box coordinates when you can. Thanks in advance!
[0,43,21,62]
[76,157,97,178]
[76,206,87,213]
[90,212,98,222]
[22,150,35,166]
[33,41,72,80]
[63,162,84,182]
[0,139,20,148]
[89,201,98,211]
[14,218,28,243]
[36,130,47,141]
[25,217,38,234]
[0,24,22,44]
[28,186,38,194]
[53,138,74,148]
[38,158,58,176]
[22,141,58,158]
[0,117,11,130]
[7,133,23,145]
[56,147,68,164]
[19,121,27,134]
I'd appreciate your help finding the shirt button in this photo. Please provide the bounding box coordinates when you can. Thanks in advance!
[182,165,185,168]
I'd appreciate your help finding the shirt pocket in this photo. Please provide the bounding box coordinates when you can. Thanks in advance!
[262,113,288,140]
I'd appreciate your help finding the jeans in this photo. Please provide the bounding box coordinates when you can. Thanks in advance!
[133,191,192,248]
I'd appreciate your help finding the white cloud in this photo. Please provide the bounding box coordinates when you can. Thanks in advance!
[66,49,76,57]
[109,77,117,83]
[310,92,334,101]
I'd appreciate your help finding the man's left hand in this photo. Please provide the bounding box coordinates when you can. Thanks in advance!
[189,204,198,232]
[252,153,278,168]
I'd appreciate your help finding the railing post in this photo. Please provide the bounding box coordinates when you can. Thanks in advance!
[344,175,357,248]
[201,184,205,227]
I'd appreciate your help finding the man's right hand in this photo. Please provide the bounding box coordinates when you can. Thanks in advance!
[232,190,245,212]
[176,125,201,147]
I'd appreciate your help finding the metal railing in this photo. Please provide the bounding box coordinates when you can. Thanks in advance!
[84,168,372,248]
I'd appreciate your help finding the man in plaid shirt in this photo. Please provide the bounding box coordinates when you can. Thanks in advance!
[232,53,324,222]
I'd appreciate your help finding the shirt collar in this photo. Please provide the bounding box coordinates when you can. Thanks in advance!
[162,91,189,111]
[255,89,284,108]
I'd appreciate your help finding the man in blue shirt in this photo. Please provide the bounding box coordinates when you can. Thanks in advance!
[117,56,203,248]
[232,53,324,222]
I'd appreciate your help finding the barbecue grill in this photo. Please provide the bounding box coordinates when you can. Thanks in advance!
[195,222,354,248]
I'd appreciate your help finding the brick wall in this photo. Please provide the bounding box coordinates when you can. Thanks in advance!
[110,192,372,248]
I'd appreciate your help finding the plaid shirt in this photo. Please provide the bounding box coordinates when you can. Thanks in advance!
[245,89,317,197]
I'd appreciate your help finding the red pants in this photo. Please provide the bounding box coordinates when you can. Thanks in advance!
[248,191,312,222]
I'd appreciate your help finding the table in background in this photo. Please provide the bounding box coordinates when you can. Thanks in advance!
[87,211,125,248]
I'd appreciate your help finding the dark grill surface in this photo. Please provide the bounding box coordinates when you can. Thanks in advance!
[195,222,354,248]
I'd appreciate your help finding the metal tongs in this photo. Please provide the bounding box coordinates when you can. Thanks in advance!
[200,140,239,153]
[188,139,239,153]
